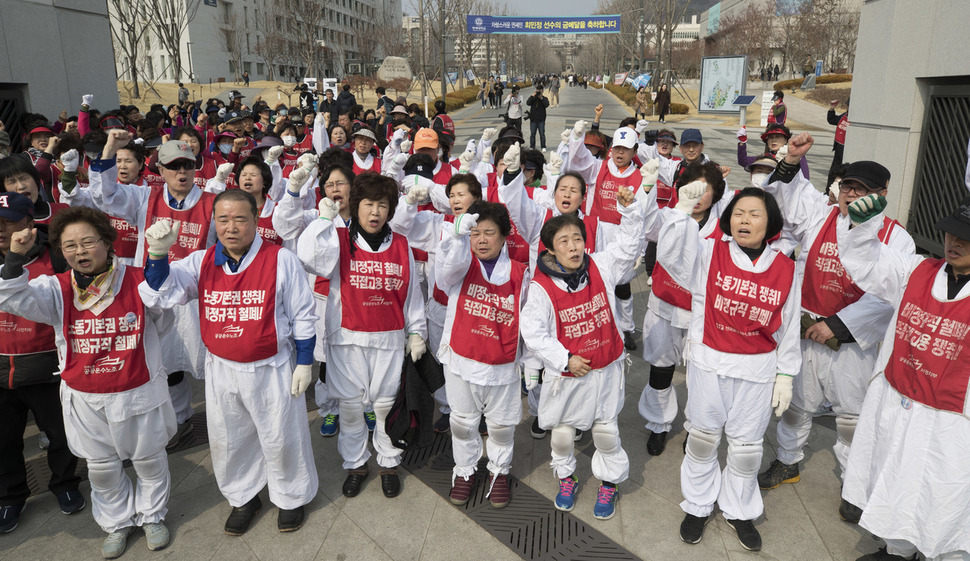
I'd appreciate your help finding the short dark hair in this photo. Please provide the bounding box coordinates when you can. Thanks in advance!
[376,86,386,95]
[320,163,355,190]
[236,156,273,196]
[350,172,399,222]
[540,213,586,250]
[172,126,204,147]
[827,162,850,187]
[342,84,350,92]
[445,173,482,199]
[213,188,258,219]
[0,154,43,195]
[718,187,784,244]
[49,206,118,257]
[676,161,726,206]
[773,90,784,100]
[619,117,638,129]
[555,171,587,198]
[465,200,512,237]
[319,146,353,170]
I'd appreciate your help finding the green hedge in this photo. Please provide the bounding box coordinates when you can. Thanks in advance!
[772,73,852,91]
[432,85,482,112]
[604,83,688,115]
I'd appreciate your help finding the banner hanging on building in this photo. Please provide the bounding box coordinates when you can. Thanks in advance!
[466,15,621,34]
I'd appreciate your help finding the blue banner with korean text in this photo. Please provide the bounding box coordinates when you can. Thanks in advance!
[466,15,621,34]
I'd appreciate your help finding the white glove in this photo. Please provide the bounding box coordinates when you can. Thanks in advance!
[674,180,707,214]
[215,162,234,183]
[314,112,326,125]
[60,149,79,172]
[635,119,649,135]
[145,219,180,257]
[571,120,588,140]
[455,212,479,236]
[297,152,318,172]
[775,144,789,161]
[391,128,407,147]
[287,167,311,195]
[133,138,145,145]
[405,184,429,205]
[458,150,476,173]
[318,197,339,220]
[828,180,840,201]
[217,108,226,118]
[771,374,794,417]
[560,129,572,144]
[640,158,660,189]
[290,364,313,397]
[400,139,412,154]
[524,368,542,391]
[81,94,94,107]
[264,145,284,166]
[848,194,887,226]
[545,151,563,176]
[503,142,521,173]
[736,126,748,142]
[481,127,498,143]
[406,333,427,362]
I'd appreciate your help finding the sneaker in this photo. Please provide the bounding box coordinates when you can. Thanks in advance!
[278,505,305,532]
[39,432,50,450]
[839,497,863,524]
[554,476,579,512]
[0,503,25,533]
[623,331,637,351]
[319,414,339,437]
[433,413,451,434]
[574,428,583,442]
[224,495,262,536]
[593,484,618,520]
[646,276,653,287]
[724,518,762,551]
[856,547,917,560]
[364,411,376,432]
[449,474,476,505]
[647,431,668,456]
[478,416,488,437]
[101,526,134,559]
[165,420,193,451]
[487,473,510,508]
[143,522,170,551]
[56,490,85,514]
[679,513,710,544]
[757,459,800,490]
[530,417,547,439]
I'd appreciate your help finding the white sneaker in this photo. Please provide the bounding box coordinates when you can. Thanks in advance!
[143,522,170,551]
[39,432,50,450]
[101,527,134,559]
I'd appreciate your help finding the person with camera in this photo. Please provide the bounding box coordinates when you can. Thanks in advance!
[501,85,524,130]
[526,85,550,150]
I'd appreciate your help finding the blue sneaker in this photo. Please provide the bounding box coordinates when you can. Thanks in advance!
[56,490,85,514]
[554,476,579,512]
[364,411,377,432]
[0,503,25,533]
[593,484,618,520]
[319,414,339,437]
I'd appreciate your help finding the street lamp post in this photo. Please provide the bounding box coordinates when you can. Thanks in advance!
[187,41,194,83]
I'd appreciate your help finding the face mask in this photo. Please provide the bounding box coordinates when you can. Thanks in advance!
[750,172,769,189]
[218,144,232,154]
[282,136,297,148]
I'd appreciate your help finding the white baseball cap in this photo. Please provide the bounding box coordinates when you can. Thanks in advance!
[612,128,637,149]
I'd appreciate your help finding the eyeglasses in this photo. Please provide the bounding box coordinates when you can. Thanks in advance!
[163,160,196,171]
[838,180,880,196]
[61,238,103,254]
[324,180,349,189]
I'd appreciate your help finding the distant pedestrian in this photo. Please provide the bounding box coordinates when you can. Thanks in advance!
[773,64,780,81]
[768,91,787,125]
[526,85,549,150]
[827,98,849,174]
[634,87,648,121]
[178,83,189,105]
[242,71,250,87]
[655,84,671,124]
[549,77,560,107]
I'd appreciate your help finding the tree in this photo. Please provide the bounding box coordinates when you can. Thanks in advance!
[107,0,153,99]
[650,0,693,81]
[147,0,202,82]
[217,9,246,81]
[285,0,327,80]
[255,5,289,81]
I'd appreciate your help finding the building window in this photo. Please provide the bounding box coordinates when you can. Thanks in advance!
[244,61,252,73]
[229,60,237,74]
[257,62,265,75]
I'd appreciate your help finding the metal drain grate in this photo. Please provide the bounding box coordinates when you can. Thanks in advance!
[401,432,641,561]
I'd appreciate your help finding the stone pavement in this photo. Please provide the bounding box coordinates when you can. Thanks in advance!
[1,86,877,561]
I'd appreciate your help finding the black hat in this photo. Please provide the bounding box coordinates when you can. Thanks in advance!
[205,105,221,114]
[229,90,244,99]
[224,110,245,124]
[842,161,890,193]
[403,158,435,181]
[937,196,970,241]
[0,192,35,221]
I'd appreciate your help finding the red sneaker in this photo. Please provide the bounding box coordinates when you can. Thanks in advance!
[449,473,476,505]
[487,473,511,508]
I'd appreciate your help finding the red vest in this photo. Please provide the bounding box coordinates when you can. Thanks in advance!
[538,209,598,255]
[145,187,215,263]
[653,222,723,311]
[281,148,300,169]
[885,259,970,414]
[34,202,69,226]
[802,209,897,317]
[449,257,526,365]
[58,267,151,393]
[835,113,849,145]
[433,161,454,185]
[338,231,411,332]
[533,259,624,373]
[313,276,331,297]
[702,239,794,354]
[592,164,641,225]
[293,134,313,157]
[256,205,283,246]
[199,243,281,362]
[194,156,217,189]
[352,154,382,175]
[0,251,57,355]
[485,177,530,264]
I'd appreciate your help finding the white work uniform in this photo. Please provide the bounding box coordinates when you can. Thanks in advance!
[658,210,801,522]
[138,237,320,509]
[0,263,175,534]
[521,199,644,484]
[297,217,427,470]
[764,173,915,477]
[838,215,970,561]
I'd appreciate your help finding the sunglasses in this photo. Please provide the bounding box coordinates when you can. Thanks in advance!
[163,160,196,171]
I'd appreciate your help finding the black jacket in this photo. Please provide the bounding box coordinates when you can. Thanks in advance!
[527,93,549,122]
[333,90,357,119]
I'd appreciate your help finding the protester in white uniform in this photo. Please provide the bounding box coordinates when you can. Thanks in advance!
[758,137,915,525]
[139,189,319,536]
[660,184,801,551]
[297,172,427,499]
[520,186,644,521]
[835,192,970,561]
[0,206,175,559]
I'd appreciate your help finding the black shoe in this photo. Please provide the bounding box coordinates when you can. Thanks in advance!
[530,417,547,439]
[380,469,401,498]
[856,547,917,560]
[758,459,800,490]
[839,497,863,524]
[0,503,25,533]
[679,513,710,544]
[433,413,451,434]
[224,495,262,536]
[342,465,370,497]
[724,518,762,551]
[647,431,668,456]
[278,505,305,533]
[623,331,637,351]
[56,490,85,515]
[478,416,488,436]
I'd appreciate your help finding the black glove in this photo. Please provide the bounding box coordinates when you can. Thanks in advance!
[644,130,659,145]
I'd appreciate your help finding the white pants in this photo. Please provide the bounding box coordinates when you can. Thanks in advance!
[312,296,340,417]
[445,367,521,478]
[168,375,194,424]
[427,300,451,415]
[615,293,635,333]
[327,344,404,469]
[638,310,685,433]
[62,394,175,534]
[204,358,319,509]
[160,301,206,379]
[680,365,773,521]
[775,339,875,476]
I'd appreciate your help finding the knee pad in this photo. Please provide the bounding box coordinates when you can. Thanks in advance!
[726,437,763,479]
[131,451,169,480]
[648,364,676,390]
[484,421,514,445]
[685,427,721,464]
[450,411,479,441]
[550,425,575,456]
[835,415,858,447]
[371,396,395,419]
[614,282,631,300]
[780,403,812,428]
[86,458,125,489]
[591,421,621,454]
[167,371,185,387]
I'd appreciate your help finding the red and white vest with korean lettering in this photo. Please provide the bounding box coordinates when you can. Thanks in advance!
[431,215,457,307]
[485,176,531,264]
[702,238,794,354]
[835,113,849,146]
[144,187,215,263]
[338,231,411,332]
[538,209,598,255]
[256,203,283,246]
[0,251,57,356]
[352,153,382,175]
[199,243,281,362]
[449,257,527,365]
[652,222,723,311]
[57,267,151,393]
[193,156,217,189]
[592,163,641,225]
[885,259,970,414]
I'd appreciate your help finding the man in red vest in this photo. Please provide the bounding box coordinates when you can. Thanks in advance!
[827,98,849,176]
